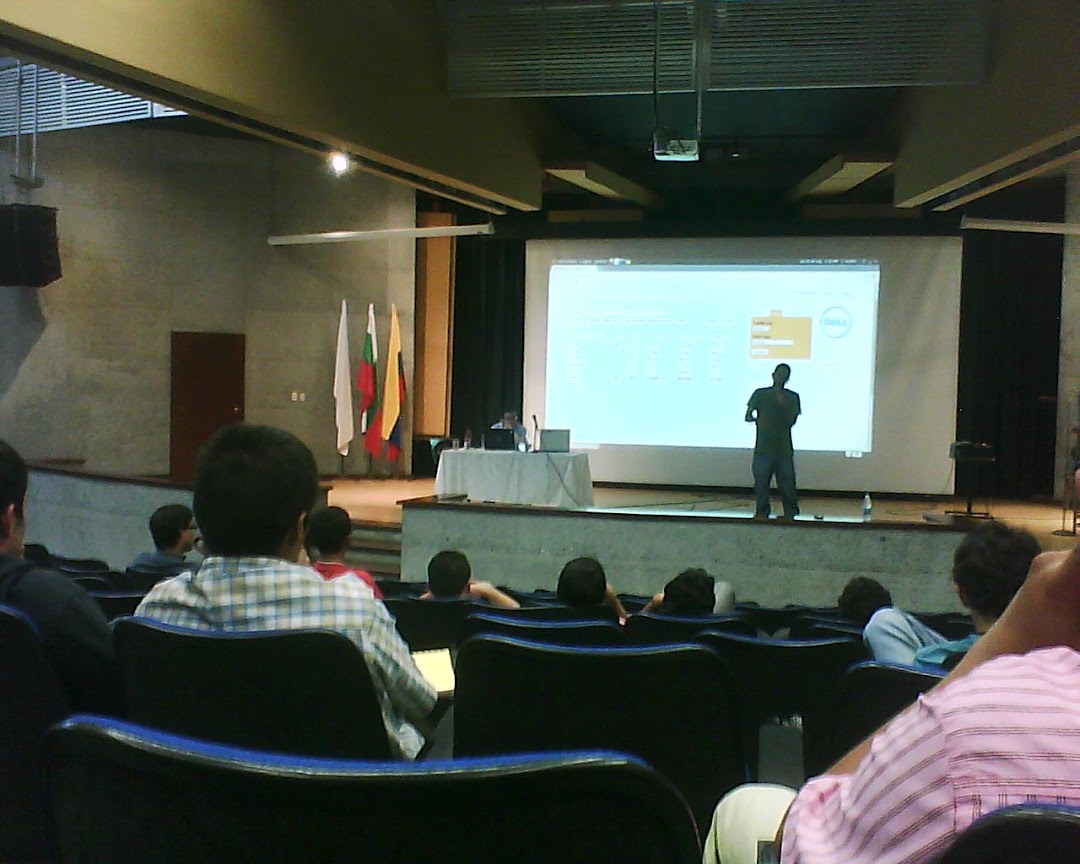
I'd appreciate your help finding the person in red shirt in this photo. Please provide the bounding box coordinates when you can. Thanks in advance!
[304,505,381,599]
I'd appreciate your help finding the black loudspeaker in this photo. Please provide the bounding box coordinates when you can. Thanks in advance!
[0,204,61,287]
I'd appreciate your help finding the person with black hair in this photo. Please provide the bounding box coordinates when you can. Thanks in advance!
[640,567,736,616]
[420,549,519,609]
[556,556,628,621]
[863,521,1040,667]
[137,424,436,759]
[837,576,893,627]
[304,505,381,598]
[127,503,197,580]
[746,363,801,519]
[490,410,529,450]
[0,439,122,712]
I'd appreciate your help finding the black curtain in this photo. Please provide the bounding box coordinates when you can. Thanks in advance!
[956,189,1064,499]
[450,236,526,441]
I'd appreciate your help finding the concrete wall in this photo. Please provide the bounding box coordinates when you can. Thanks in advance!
[0,123,415,476]
[401,503,966,611]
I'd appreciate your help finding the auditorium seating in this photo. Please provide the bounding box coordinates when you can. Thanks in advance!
[913,611,975,640]
[113,617,392,758]
[933,804,1080,863]
[497,603,616,621]
[0,604,68,863]
[89,590,146,621]
[51,554,110,574]
[734,603,840,636]
[123,567,172,592]
[374,577,427,598]
[384,596,483,650]
[697,630,867,779]
[22,542,51,567]
[454,634,745,830]
[804,660,944,776]
[458,611,625,646]
[624,611,756,644]
[788,614,862,640]
[46,715,702,864]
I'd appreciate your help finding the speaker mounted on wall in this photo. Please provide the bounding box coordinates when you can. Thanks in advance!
[0,204,61,288]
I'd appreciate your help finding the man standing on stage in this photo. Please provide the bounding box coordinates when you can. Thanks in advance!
[745,363,801,519]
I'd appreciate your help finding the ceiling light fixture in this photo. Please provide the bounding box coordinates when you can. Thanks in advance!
[329,152,350,176]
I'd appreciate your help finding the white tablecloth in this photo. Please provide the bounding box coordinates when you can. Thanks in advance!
[434,450,594,509]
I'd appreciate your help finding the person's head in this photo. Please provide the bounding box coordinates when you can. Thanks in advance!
[427,550,471,598]
[951,521,1040,623]
[0,439,28,557]
[149,504,196,554]
[661,568,716,616]
[193,424,318,560]
[305,506,353,560]
[501,411,518,427]
[772,363,791,387]
[838,576,893,627]
[557,556,607,607]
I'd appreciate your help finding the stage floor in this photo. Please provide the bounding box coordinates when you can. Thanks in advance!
[327,478,1078,551]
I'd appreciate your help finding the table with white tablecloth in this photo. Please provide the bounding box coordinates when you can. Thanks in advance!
[434,450,594,509]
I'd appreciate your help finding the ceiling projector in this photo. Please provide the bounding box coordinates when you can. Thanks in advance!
[653,128,699,162]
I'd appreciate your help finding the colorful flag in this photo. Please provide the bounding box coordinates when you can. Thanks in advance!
[380,303,406,461]
[359,303,380,457]
[332,299,354,456]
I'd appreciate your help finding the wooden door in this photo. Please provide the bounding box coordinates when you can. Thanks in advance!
[170,332,245,482]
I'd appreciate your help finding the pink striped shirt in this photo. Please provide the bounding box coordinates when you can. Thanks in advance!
[782,646,1080,864]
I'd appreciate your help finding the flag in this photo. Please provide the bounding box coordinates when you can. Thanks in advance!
[359,303,380,456]
[379,303,406,461]
[332,298,354,456]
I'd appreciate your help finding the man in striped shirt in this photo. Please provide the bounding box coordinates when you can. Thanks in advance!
[704,545,1080,864]
[137,424,436,759]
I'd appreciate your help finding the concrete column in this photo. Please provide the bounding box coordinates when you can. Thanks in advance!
[1056,165,1080,493]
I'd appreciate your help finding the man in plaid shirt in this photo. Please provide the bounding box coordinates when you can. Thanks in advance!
[137,424,436,758]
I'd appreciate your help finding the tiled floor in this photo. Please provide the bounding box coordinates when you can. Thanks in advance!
[327,477,1079,552]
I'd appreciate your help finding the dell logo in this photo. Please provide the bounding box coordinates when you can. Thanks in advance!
[820,307,852,338]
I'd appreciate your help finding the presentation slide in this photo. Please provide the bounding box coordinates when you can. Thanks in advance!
[545,262,878,453]
[524,236,962,494]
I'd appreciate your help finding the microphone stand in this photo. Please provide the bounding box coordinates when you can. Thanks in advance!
[532,415,540,452]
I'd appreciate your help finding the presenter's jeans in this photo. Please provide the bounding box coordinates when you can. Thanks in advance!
[752,452,799,518]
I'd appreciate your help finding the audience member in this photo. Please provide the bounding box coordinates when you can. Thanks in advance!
[556,556,628,621]
[127,503,198,580]
[863,521,1038,667]
[837,576,893,627]
[704,545,1080,864]
[304,505,381,598]
[640,567,735,615]
[0,439,122,713]
[420,549,519,609]
[136,424,436,759]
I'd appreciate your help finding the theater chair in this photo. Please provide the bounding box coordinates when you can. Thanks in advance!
[383,596,485,650]
[46,715,702,864]
[0,604,69,863]
[90,590,146,621]
[805,661,944,776]
[933,804,1080,863]
[624,611,756,644]
[454,635,745,832]
[697,630,867,780]
[114,617,391,758]
[458,611,625,647]
[496,603,616,621]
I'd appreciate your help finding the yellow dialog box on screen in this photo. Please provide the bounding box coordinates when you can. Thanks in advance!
[749,310,812,359]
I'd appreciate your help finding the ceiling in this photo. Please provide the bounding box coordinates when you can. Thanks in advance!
[435,0,990,215]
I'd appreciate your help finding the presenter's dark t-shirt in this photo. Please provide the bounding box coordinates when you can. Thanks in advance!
[748,387,801,455]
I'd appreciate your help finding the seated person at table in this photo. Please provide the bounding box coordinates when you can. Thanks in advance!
[420,550,519,610]
[703,545,1080,864]
[127,503,198,580]
[863,521,1039,668]
[556,556,628,622]
[640,567,736,615]
[490,410,529,450]
[837,575,893,627]
[304,505,381,599]
[137,423,436,759]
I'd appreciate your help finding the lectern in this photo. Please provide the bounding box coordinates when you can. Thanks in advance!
[946,441,995,519]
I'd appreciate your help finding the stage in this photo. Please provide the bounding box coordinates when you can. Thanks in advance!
[326,478,1076,610]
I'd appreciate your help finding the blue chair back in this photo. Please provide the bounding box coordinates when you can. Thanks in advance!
[114,617,391,758]
[625,611,756,644]
[495,603,614,621]
[454,635,745,831]
[46,715,702,864]
[90,590,146,621]
[933,804,1080,863]
[697,630,867,778]
[383,596,483,650]
[0,603,68,862]
[459,612,626,646]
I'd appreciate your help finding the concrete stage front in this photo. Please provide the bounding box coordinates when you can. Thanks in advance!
[400,497,972,611]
